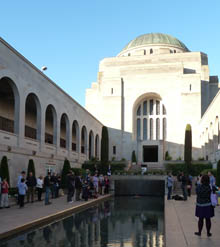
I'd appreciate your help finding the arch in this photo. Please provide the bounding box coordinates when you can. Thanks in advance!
[133,93,166,141]
[81,126,87,154]
[89,130,94,159]
[0,77,20,134]
[60,113,70,149]
[95,134,100,158]
[25,93,41,140]
[72,120,79,152]
[45,104,57,145]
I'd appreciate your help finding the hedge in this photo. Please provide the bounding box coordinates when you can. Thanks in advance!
[201,169,217,178]
[82,161,126,175]
[165,163,212,176]
[70,168,86,176]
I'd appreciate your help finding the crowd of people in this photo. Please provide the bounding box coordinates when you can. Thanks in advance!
[166,171,218,237]
[0,169,110,209]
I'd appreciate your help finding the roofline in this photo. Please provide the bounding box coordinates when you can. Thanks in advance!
[0,37,103,126]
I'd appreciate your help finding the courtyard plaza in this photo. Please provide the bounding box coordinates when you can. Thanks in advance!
[0,192,219,246]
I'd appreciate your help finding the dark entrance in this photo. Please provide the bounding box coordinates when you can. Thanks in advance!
[143,145,158,162]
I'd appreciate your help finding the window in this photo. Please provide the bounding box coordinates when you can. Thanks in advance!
[150,49,153,54]
[135,99,166,141]
[189,84,191,91]
[111,88,113,94]
[113,146,116,155]
[144,50,146,55]
[128,53,131,56]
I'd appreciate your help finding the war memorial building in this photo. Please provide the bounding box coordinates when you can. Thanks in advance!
[1,33,220,185]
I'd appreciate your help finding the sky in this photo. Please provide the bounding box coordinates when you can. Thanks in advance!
[1,0,220,106]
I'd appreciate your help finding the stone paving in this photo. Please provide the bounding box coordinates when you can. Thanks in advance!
[0,194,111,240]
[165,195,220,247]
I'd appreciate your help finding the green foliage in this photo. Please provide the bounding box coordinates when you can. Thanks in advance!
[131,150,137,163]
[82,160,126,175]
[61,159,71,188]
[201,169,217,178]
[9,187,18,196]
[101,126,109,165]
[184,124,192,166]
[217,160,220,186]
[165,151,172,161]
[27,159,35,177]
[165,162,212,176]
[0,156,10,185]
[70,168,86,176]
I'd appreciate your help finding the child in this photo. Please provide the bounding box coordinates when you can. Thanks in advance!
[18,178,28,208]
[0,178,10,209]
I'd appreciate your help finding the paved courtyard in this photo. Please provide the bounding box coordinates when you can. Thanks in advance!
[166,195,220,247]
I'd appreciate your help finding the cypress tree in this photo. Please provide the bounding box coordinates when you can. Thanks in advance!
[131,150,137,163]
[184,124,192,174]
[101,126,109,165]
[27,159,36,177]
[61,158,71,188]
[216,160,220,186]
[0,156,10,185]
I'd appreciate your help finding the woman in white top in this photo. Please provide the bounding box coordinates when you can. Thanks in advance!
[36,176,44,201]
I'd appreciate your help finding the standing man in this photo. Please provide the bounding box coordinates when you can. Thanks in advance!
[44,172,52,205]
[180,172,187,201]
[17,171,26,205]
[167,172,174,200]
[26,172,37,203]
[66,171,75,203]
[208,171,216,188]
[75,173,82,201]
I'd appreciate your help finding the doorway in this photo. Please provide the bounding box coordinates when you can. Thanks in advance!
[143,145,158,162]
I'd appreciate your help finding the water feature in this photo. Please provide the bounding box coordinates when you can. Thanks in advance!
[0,196,164,247]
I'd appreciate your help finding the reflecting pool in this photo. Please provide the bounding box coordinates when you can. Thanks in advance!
[0,196,164,247]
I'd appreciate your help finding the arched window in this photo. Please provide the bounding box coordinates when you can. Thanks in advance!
[45,105,57,145]
[89,130,94,159]
[144,50,146,55]
[81,126,87,154]
[25,93,41,140]
[72,120,79,152]
[135,98,167,141]
[0,77,19,134]
[60,114,69,149]
[95,134,99,158]
[150,49,153,54]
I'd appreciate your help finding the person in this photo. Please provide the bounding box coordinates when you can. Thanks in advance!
[167,172,173,200]
[208,171,216,188]
[56,175,61,198]
[104,176,110,194]
[36,175,44,201]
[26,172,37,203]
[66,171,75,203]
[107,165,111,176]
[75,174,82,201]
[180,172,187,201]
[195,174,214,237]
[18,178,28,208]
[93,173,99,198]
[44,172,52,205]
[17,171,26,205]
[0,178,10,209]
[50,172,58,199]
[195,173,202,188]
[82,180,89,201]
[99,174,105,195]
[187,174,193,197]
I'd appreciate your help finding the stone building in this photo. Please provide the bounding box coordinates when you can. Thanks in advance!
[0,37,102,185]
[86,33,219,168]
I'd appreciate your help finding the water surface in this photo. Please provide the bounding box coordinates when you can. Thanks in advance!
[0,196,164,247]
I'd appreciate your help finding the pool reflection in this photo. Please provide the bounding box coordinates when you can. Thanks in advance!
[0,197,164,247]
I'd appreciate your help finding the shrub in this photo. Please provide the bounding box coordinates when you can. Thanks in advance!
[27,159,36,177]
[217,160,220,186]
[131,151,137,163]
[0,156,10,185]
[165,162,212,176]
[61,159,71,188]
[201,169,217,178]
[165,151,172,161]
[101,126,109,165]
[71,168,86,176]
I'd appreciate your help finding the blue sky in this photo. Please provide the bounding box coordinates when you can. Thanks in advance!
[1,0,220,106]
